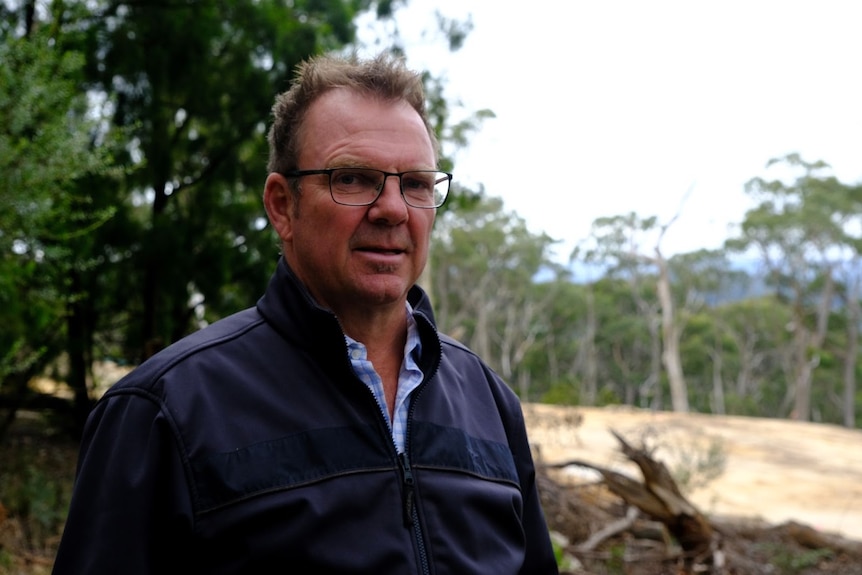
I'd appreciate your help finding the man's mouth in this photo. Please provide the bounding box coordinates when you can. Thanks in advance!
[359,247,405,255]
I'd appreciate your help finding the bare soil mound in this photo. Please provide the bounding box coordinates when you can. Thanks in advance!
[525,404,862,574]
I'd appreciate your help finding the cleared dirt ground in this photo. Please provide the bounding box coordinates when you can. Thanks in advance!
[523,403,862,542]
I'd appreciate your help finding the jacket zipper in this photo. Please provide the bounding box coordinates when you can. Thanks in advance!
[347,363,431,575]
[399,313,439,575]
[341,310,439,574]
[399,452,430,575]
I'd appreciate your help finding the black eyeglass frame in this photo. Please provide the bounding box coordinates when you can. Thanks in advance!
[281,168,453,209]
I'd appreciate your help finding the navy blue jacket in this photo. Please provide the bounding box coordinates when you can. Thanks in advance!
[53,258,558,574]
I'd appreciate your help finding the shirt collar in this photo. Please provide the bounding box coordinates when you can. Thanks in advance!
[344,302,423,360]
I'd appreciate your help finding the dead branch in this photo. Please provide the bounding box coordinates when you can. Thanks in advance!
[544,428,717,568]
[576,505,640,552]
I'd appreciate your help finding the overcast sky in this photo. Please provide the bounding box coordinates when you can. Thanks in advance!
[360,1,862,261]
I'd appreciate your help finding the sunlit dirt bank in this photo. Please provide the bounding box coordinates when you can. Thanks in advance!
[523,403,862,542]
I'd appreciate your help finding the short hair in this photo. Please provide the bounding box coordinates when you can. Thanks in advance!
[267,51,439,175]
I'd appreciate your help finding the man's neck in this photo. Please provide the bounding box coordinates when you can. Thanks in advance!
[339,303,408,353]
[341,305,409,420]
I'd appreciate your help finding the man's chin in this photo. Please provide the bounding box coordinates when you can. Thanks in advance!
[353,276,412,306]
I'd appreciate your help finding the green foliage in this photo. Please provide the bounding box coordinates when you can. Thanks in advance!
[0,22,117,403]
[430,193,563,398]
[0,437,74,554]
[540,378,581,406]
[71,0,358,356]
[756,543,834,573]
[6,466,66,543]
[723,393,764,417]
[595,387,624,407]
[0,39,99,197]
[606,543,626,574]
[0,550,12,570]
[549,531,578,572]
[726,154,862,421]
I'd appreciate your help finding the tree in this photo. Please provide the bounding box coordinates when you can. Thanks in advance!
[71,0,480,360]
[0,8,121,434]
[67,0,366,359]
[727,154,862,422]
[713,295,795,417]
[667,249,743,413]
[839,262,860,427]
[579,212,691,412]
[531,275,592,405]
[430,194,560,398]
[1,0,488,436]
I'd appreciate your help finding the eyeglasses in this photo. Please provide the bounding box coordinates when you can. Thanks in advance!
[282,167,452,209]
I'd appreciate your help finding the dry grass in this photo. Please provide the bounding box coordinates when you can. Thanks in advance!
[0,413,75,574]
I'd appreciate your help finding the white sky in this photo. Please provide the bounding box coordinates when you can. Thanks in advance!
[360,1,862,261]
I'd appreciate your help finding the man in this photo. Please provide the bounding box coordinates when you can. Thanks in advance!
[53,52,559,574]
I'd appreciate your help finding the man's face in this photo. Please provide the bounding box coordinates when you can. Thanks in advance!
[267,88,437,315]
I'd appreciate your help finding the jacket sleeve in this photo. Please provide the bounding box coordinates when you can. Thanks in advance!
[52,390,195,575]
[487,374,560,575]
[510,410,560,575]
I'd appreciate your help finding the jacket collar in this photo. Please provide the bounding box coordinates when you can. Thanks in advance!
[256,257,441,376]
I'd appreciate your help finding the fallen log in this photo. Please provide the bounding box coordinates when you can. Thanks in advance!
[544,428,717,570]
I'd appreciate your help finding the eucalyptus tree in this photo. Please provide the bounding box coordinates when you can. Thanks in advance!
[711,296,795,417]
[430,194,560,398]
[588,275,655,406]
[666,249,743,413]
[532,275,593,405]
[838,261,860,427]
[676,310,726,414]
[579,212,692,411]
[726,154,862,422]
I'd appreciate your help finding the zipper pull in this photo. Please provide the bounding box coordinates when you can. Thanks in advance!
[398,453,415,528]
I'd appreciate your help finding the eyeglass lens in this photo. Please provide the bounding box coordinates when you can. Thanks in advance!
[329,168,449,207]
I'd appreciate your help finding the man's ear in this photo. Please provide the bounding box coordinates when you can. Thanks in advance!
[263,173,295,242]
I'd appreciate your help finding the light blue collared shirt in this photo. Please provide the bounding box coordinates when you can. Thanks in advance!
[345,304,424,453]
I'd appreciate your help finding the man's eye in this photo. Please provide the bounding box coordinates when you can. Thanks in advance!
[334,170,375,188]
[403,176,432,191]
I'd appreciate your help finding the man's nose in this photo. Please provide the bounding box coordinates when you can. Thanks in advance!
[369,174,409,221]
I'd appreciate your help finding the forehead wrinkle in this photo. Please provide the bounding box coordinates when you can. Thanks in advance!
[300,90,435,171]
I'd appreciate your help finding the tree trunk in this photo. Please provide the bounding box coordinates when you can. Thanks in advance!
[710,348,726,415]
[843,274,860,428]
[791,324,813,421]
[582,287,598,405]
[66,270,94,436]
[656,256,688,412]
[792,271,834,421]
